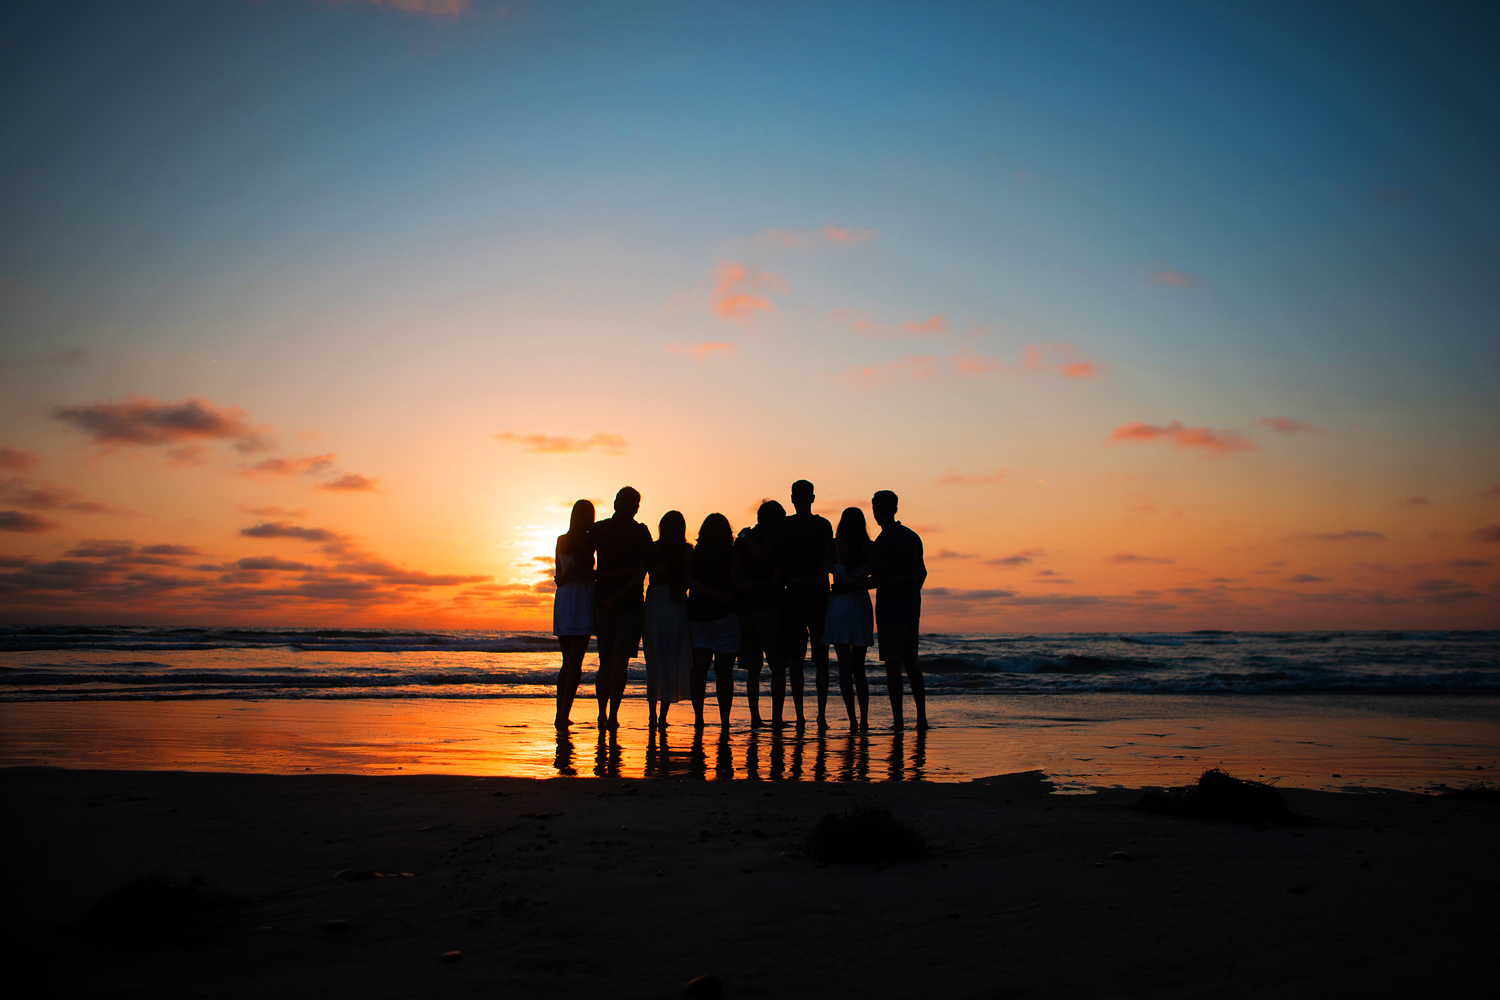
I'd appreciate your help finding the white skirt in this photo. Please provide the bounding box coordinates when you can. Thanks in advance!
[642,583,691,703]
[553,579,594,636]
[689,613,742,654]
[824,590,874,646]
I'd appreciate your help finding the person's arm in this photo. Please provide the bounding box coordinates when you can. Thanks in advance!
[687,555,735,605]
[554,535,577,587]
[731,548,749,592]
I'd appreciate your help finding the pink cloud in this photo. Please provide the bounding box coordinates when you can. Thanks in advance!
[666,341,737,362]
[0,447,37,471]
[54,396,273,454]
[838,354,942,387]
[1107,420,1257,454]
[839,343,1100,388]
[709,261,786,324]
[760,225,875,249]
[318,474,379,493]
[1255,416,1321,434]
[1149,269,1197,287]
[899,316,946,336]
[243,453,337,477]
[983,549,1043,568]
[829,309,878,335]
[1109,553,1175,565]
[937,469,1007,486]
[821,224,875,246]
[1060,361,1099,379]
[495,431,628,456]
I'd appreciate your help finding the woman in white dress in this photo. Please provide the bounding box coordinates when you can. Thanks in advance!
[824,507,875,731]
[552,499,595,728]
[642,510,693,728]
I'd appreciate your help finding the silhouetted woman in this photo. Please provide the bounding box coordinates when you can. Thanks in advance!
[688,512,739,729]
[824,506,874,730]
[552,499,595,728]
[643,510,693,728]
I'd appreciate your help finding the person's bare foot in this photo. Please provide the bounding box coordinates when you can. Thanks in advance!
[817,716,830,731]
[749,716,765,728]
[916,718,930,731]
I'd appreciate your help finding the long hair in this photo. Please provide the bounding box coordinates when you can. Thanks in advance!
[835,507,871,566]
[695,512,734,555]
[564,499,595,557]
[655,510,691,600]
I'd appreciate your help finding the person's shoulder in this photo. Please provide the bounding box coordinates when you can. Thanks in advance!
[814,514,833,534]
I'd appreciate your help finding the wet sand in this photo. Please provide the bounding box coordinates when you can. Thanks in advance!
[3,765,1497,998]
[4,694,1498,792]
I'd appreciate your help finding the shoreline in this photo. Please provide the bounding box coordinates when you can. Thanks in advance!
[5,765,1495,997]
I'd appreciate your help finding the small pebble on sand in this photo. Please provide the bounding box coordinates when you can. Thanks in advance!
[441,950,461,962]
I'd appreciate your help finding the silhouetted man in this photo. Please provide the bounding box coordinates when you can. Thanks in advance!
[735,499,786,727]
[590,486,652,729]
[871,489,927,730]
[778,480,833,728]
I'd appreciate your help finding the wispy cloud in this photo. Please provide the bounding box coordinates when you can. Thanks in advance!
[241,521,344,544]
[1108,553,1175,565]
[1401,496,1432,507]
[982,549,1043,568]
[900,316,946,336]
[759,224,876,249]
[243,453,337,476]
[0,448,37,471]
[930,548,978,560]
[709,261,786,324]
[1287,574,1329,583]
[0,510,59,532]
[0,477,119,514]
[1284,530,1387,543]
[937,469,1006,486]
[1255,416,1321,434]
[329,0,474,15]
[1107,420,1257,454]
[318,474,379,493]
[839,343,1100,388]
[54,396,273,454]
[495,432,628,456]
[1485,485,1500,499]
[1148,269,1196,287]
[238,504,308,519]
[666,341,736,362]
[1470,525,1500,544]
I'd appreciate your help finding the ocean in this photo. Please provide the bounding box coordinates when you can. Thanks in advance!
[2,626,1497,702]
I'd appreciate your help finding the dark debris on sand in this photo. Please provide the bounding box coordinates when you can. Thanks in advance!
[802,799,928,864]
[1436,784,1500,802]
[78,871,241,948]
[1136,768,1313,825]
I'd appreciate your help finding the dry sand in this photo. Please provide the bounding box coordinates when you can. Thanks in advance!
[2,765,1495,998]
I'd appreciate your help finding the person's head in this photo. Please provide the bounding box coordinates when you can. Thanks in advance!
[658,509,687,546]
[696,512,734,552]
[872,489,898,527]
[836,506,869,543]
[790,479,814,513]
[567,498,595,537]
[614,486,641,519]
[756,499,786,526]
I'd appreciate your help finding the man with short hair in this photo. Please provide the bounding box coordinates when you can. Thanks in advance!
[589,486,653,729]
[735,499,786,727]
[870,489,927,730]
[777,480,833,728]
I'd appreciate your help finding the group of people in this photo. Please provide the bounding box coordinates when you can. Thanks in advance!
[552,480,928,733]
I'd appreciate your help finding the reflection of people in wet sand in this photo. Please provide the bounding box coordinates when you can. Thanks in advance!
[871,490,928,730]
[735,500,785,727]
[590,487,653,729]
[778,480,833,729]
[552,499,595,728]
[688,513,739,729]
[642,511,693,728]
[825,507,874,731]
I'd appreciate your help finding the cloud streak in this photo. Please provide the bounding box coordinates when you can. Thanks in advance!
[759,224,876,249]
[317,474,379,493]
[495,432,628,456]
[54,396,273,454]
[243,454,337,476]
[666,341,736,362]
[709,261,785,324]
[1255,416,1321,434]
[0,448,37,471]
[1107,420,1257,454]
[840,344,1100,388]
[0,510,59,532]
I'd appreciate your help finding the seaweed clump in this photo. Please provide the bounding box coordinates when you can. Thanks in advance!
[79,871,239,948]
[1137,768,1312,825]
[803,799,927,864]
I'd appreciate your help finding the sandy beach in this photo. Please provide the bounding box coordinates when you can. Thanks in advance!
[4,764,1495,998]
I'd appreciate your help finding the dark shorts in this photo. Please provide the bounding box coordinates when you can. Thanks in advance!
[595,601,644,664]
[740,609,781,670]
[780,590,828,659]
[877,619,919,665]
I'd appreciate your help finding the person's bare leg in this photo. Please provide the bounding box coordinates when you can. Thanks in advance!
[594,637,612,722]
[607,644,629,726]
[851,645,870,731]
[770,663,786,726]
[905,657,928,729]
[746,648,763,726]
[885,659,904,730]
[790,634,806,725]
[690,647,711,727]
[714,650,735,728]
[555,636,587,727]
[834,644,856,728]
[812,642,830,729]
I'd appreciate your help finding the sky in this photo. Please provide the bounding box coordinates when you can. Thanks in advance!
[1,0,1497,631]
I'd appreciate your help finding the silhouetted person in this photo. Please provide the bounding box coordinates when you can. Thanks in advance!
[552,499,595,728]
[778,479,833,728]
[735,499,785,727]
[643,511,693,728]
[825,506,874,731]
[871,489,927,730]
[589,486,653,729]
[688,513,739,729]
